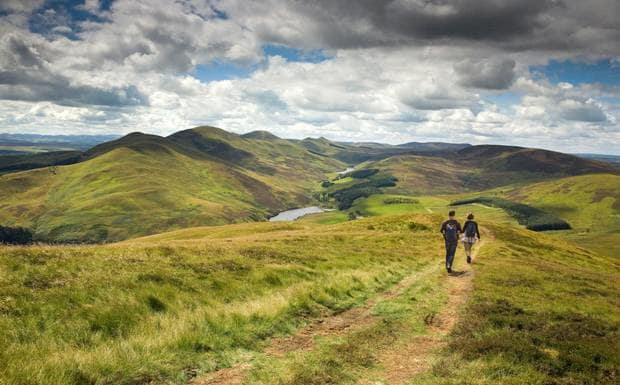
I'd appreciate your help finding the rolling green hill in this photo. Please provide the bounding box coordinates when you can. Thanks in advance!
[358,145,619,195]
[0,127,344,242]
[502,174,620,258]
[0,213,617,385]
[1,126,618,243]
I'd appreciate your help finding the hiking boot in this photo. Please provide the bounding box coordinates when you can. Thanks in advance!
[447,266,452,273]
[467,256,471,264]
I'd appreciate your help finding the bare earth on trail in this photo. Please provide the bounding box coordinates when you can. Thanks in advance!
[266,268,428,357]
[190,269,432,385]
[370,236,487,385]
[192,236,487,385]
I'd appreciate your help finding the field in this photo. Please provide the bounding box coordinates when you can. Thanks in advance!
[0,127,618,384]
[0,128,344,242]
[1,212,618,385]
[503,174,620,258]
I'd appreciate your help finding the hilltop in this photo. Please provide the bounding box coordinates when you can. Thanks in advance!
[0,126,618,242]
[0,127,344,242]
[358,145,619,195]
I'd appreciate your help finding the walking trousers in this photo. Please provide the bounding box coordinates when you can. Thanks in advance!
[445,240,458,268]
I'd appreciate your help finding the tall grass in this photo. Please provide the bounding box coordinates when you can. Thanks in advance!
[0,215,439,385]
[416,223,620,385]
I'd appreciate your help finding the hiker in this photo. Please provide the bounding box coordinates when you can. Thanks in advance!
[440,210,462,273]
[462,213,481,264]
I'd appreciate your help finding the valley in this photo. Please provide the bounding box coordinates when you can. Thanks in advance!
[0,126,619,385]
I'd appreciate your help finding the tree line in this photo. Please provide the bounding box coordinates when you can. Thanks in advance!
[0,225,34,244]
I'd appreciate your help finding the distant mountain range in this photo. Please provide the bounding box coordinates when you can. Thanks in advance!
[575,153,620,165]
[0,133,119,155]
[0,126,617,242]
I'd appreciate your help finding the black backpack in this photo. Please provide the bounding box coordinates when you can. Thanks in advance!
[445,222,458,241]
[464,221,476,237]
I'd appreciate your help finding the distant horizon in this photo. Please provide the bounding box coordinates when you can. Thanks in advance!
[1,1,618,155]
[2,127,619,157]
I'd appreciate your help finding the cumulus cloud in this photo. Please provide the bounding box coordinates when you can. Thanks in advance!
[558,99,608,122]
[455,58,516,90]
[0,0,618,153]
[0,0,44,14]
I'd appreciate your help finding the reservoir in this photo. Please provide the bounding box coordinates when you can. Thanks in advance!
[269,206,326,221]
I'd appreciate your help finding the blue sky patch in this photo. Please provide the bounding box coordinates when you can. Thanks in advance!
[485,92,522,110]
[263,44,332,63]
[28,0,112,39]
[192,61,258,83]
[531,59,620,86]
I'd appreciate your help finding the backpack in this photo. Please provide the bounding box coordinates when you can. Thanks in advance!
[464,221,476,237]
[445,222,458,241]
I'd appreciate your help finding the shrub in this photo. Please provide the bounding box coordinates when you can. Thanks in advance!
[328,171,398,210]
[346,168,379,179]
[450,197,571,231]
[408,222,429,231]
[0,225,33,244]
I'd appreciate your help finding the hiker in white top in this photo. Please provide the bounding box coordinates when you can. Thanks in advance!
[461,213,481,264]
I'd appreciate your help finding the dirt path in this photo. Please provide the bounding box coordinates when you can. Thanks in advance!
[190,266,438,385]
[370,235,489,385]
[192,234,489,385]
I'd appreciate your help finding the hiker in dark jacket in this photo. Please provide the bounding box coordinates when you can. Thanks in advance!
[440,210,462,273]
[462,213,481,264]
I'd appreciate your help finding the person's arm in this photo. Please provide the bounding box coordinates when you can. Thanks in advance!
[475,222,481,239]
[457,221,463,234]
[439,221,446,236]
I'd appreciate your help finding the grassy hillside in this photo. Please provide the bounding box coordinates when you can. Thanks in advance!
[1,126,617,243]
[0,128,345,242]
[416,221,619,385]
[0,213,617,385]
[0,214,439,385]
[503,174,620,258]
[358,145,619,196]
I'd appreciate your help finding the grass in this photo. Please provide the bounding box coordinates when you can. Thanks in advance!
[1,208,618,384]
[212,217,618,385]
[503,174,620,258]
[245,262,448,385]
[0,214,440,385]
[0,127,345,242]
[416,221,620,385]
[451,196,571,231]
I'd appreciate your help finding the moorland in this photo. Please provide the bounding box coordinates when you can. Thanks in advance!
[0,126,618,385]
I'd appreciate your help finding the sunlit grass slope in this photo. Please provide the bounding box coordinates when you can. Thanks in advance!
[304,192,518,227]
[1,213,616,385]
[417,221,619,385]
[360,147,618,196]
[0,214,440,385]
[0,127,345,242]
[503,174,620,258]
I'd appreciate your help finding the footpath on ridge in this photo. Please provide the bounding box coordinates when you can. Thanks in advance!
[192,230,490,385]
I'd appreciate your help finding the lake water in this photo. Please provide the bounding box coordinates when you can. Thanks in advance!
[269,206,326,221]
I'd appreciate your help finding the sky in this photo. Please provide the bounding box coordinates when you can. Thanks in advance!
[0,0,619,154]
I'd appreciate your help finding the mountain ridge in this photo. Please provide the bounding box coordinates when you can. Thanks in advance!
[0,125,618,242]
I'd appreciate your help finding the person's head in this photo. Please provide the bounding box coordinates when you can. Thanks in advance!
[448,210,455,218]
[467,213,474,220]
